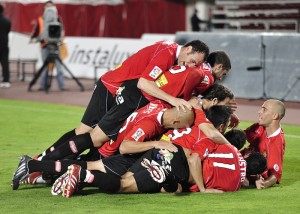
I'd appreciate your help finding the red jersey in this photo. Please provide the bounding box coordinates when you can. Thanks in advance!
[148,63,214,101]
[165,109,211,149]
[101,41,178,95]
[192,142,246,192]
[99,100,171,157]
[242,123,285,183]
[193,62,214,95]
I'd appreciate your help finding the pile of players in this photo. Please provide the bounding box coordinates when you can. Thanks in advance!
[11,40,286,197]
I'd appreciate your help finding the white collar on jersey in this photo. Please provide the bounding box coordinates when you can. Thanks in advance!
[157,109,167,126]
[176,46,182,59]
[268,126,282,138]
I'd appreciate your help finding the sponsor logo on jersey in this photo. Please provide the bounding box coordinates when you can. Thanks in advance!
[201,75,210,85]
[155,74,168,87]
[132,128,145,141]
[273,164,279,172]
[149,66,163,79]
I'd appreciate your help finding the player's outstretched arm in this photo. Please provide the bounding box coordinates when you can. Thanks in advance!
[187,153,206,192]
[198,123,230,145]
[137,77,192,111]
[255,174,277,190]
[188,153,224,194]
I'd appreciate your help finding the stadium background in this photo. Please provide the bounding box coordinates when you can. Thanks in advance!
[1,1,300,213]
[1,0,300,123]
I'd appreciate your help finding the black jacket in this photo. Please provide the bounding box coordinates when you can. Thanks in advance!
[0,14,11,48]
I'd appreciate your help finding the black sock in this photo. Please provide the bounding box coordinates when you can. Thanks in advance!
[42,133,93,161]
[28,159,88,175]
[40,129,76,157]
[89,171,120,193]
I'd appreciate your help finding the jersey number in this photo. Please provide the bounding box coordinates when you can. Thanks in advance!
[169,128,192,140]
[119,112,138,133]
[208,153,236,170]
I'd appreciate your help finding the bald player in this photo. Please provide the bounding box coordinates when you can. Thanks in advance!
[241,99,286,190]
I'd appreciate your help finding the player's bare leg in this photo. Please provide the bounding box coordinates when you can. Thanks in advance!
[75,123,93,135]
[119,172,139,193]
[90,125,110,147]
[86,160,106,173]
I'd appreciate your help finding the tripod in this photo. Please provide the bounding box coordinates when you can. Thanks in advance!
[28,43,84,93]
[247,36,267,99]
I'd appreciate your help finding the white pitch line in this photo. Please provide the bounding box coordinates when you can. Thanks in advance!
[285,134,300,139]
[0,103,83,116]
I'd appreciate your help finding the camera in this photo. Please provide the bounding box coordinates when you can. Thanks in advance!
[47,23,62,44]
[48,24,61,39]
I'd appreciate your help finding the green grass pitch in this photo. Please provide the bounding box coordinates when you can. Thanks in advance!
[0,99,300,213]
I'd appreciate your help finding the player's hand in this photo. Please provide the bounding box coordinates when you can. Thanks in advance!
[155,141,178,153]
[228,113,240,128]
[255,175,265,190]
[202,188,224,193]
[241,177,250,187]
[170,97,192,112]
[228,99,238,112]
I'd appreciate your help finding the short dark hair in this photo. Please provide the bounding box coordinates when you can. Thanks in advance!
[201,83,234,102]
[205,105,232,128]
[183,40,210,61]
[0,4,4,14]
[224,129,246,150]
[245,152,267,176]
[207,51,231,70]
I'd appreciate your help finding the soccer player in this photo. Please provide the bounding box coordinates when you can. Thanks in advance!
[11,101,194,190]
[37,40,209,158]
[119,106,266,193]
[241,99,286,190]
[50,85,238,196]
[59,106,266,195]
[37,52,231,162]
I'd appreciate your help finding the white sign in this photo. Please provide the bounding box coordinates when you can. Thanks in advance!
[63,37,153,79]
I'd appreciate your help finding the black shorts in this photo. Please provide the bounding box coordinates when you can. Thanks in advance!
[81,79,115,128]
[129,145,189,193]
[102,153,143,176]
[98,79,149,141]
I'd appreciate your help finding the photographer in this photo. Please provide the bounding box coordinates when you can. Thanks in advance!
[30,0,66,91]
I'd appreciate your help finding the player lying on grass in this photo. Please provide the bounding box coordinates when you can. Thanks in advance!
[241,99,286,190]
[12,84,237,189]
[11,100,195,190]
[56,105,266,196]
